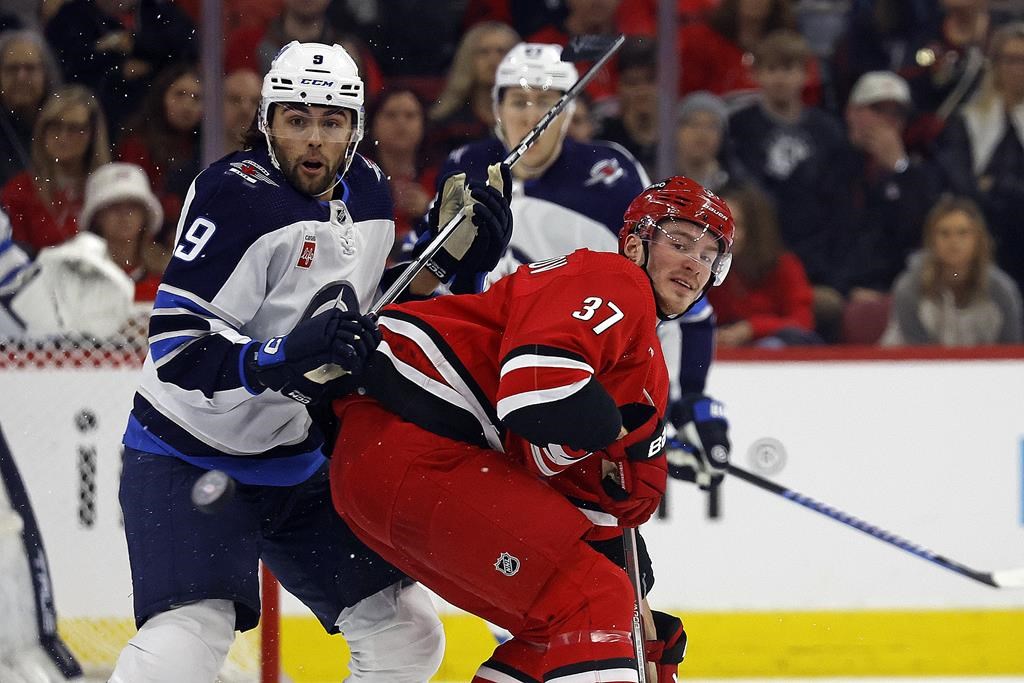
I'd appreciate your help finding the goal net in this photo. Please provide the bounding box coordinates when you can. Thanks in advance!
[0,306,278,681]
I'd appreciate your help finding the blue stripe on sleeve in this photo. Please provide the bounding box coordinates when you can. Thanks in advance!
[149,335,198,362]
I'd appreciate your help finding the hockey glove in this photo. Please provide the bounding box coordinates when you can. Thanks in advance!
[419,163,513,282]
[243,309,381,405]
[599,402,669,527]
[667,393,730,491]
[645,610,688,681]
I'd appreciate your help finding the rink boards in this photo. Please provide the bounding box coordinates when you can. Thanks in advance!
[1,353,1022,680]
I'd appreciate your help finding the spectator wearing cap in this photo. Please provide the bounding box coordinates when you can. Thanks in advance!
[728,31,847,340]
[674,90,742,193]
[79,161,166,300]
[935,22,1024,297]
[0,30,62,186]
[837,70,939,305]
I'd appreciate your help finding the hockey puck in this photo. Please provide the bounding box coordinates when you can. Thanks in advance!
[191,470,236,514]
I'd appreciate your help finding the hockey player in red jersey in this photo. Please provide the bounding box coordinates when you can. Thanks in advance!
[329,176,734,682]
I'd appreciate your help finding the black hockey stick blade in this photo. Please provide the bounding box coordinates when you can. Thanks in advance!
[563,34,622,61]
[725,460,1024,589]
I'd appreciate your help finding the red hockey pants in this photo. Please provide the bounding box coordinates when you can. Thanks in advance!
[329,397,640,681]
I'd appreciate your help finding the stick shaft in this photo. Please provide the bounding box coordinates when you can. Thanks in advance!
[622,527,648,682]
[726,463,1003,587]
[371,35,626,315]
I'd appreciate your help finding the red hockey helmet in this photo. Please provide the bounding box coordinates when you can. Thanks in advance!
[619,176,735,286]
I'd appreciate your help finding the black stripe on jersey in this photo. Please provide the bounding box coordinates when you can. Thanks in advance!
[155,334,245,399]
[381,310,503,436]
[131,394,325,459]
[502,376,621,453]
[479,659,540,683]
[148,312,212,338]
[500,344,589,368]
[545,658,638,681]
[361,352,494,449]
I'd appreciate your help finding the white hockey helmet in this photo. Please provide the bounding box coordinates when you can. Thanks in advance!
[492,43,578,104]
[492,43,578,155]
[259,41,364,177]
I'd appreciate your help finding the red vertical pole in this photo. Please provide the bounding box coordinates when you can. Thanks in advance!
[260,564,281,683]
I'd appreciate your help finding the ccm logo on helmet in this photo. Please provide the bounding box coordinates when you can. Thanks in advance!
[299,78,334,86]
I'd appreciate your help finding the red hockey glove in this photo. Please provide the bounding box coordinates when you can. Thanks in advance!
[603,403,667,463]
[597,402,668,527]
[597,456,667,527]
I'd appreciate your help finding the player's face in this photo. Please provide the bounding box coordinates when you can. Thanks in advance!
[643,219,720,315]
[269,104,354,197]
[498,88,568,171]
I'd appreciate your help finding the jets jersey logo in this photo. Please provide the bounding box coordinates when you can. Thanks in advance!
[297,234,316,269]
[494,552,520,577]
[584,158,624,187]
[229,160,279,187]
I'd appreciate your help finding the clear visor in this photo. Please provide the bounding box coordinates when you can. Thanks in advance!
[646,221,732,285]
[267,105,354,144]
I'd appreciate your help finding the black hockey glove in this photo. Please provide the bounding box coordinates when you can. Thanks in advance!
[418,162,513,282]
[243,309,381,405]
[667,393,730,491]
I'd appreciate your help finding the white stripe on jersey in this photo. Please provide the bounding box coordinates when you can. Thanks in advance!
[547,667,639,683]
[377,316,504,451]
[529,444,560,477]
[499,353,594,378]
[578,507,619,527]
[495,377,590,420]
[472,665,530,683]
[529,443,590,477]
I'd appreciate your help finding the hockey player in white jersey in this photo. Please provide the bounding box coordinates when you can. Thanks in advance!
[111,42,512,683]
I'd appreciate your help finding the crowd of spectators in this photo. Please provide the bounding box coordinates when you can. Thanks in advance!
[1,0,1023,347]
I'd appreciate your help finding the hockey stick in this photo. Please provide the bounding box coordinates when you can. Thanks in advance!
[302,35,625,385]
[622,527,649,683]
[667,438,1024,588]
[369,34,625,318]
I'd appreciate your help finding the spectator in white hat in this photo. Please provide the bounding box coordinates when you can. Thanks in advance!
[834,69,940,320]
[79,161,167,300]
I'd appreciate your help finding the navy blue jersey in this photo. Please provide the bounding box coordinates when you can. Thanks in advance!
[124,147,395,485]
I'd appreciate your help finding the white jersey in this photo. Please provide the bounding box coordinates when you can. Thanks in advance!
[124,148,394,485]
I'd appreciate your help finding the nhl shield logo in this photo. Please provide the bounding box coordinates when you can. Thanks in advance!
[494,552,520,577]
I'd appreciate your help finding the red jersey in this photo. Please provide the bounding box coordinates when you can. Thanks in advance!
[361,248,669,525]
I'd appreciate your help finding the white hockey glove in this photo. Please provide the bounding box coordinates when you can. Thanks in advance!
[418,163,512,282]
[667,394,730,491]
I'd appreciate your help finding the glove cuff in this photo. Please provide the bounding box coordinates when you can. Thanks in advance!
[239,341,265,395]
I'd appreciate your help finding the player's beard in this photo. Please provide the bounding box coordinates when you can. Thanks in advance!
[284,157,343,198]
